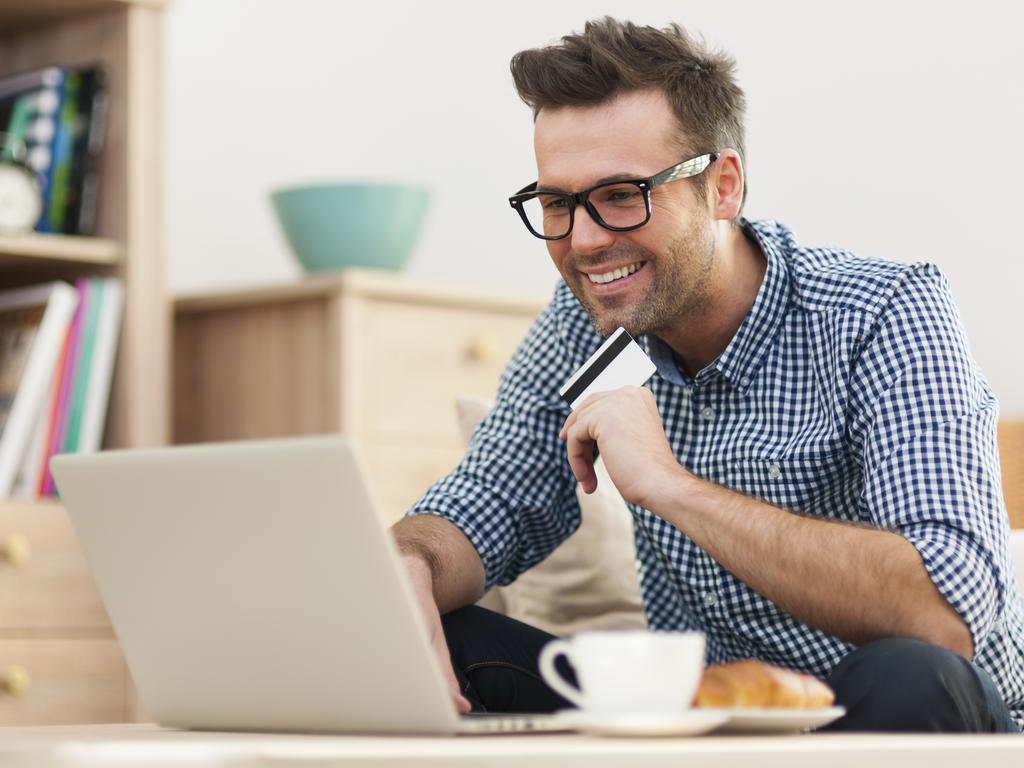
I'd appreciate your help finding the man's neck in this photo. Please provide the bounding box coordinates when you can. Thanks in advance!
[656,221,767,378]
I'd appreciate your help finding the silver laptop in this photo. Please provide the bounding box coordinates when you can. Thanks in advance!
[51,435,563,735]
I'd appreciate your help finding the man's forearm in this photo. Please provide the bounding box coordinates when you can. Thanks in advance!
[391,514,486,614]
[650,470,974,658]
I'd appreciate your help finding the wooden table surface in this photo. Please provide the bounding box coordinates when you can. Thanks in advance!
[0,723,1020,768]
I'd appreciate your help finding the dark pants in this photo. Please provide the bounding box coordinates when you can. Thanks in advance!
[441,605,1020,732]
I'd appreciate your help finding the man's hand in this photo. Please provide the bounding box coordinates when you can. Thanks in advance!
[401,554,472,715]
[558,386,688,508]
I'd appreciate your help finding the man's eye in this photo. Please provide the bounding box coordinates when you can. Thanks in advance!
[603,187,642,204]
[541,196,569,211]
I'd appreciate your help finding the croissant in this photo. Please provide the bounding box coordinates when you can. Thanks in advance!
[694,660,834,708]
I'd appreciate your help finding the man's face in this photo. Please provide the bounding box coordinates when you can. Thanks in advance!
[533,89,716,338]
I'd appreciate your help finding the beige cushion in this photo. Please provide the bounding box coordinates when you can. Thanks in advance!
[1010,530,1024,594]
[455,396,645,636]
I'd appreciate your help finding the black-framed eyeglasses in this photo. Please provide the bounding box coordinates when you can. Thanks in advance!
[508,151,719,241]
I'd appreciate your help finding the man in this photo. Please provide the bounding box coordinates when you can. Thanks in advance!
[392,17,1023,732]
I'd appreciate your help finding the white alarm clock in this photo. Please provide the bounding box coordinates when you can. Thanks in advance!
[0,156,43,233]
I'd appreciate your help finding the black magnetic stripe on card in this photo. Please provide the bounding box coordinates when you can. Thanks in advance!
[561,330,634,405]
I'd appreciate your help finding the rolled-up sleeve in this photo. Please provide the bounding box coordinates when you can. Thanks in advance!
[405,303,582,590]
[849,264,1009,655]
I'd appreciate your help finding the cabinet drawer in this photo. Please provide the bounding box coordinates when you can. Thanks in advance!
[0,636,125,725]
[0,503,110,630]
[354,300,535,442]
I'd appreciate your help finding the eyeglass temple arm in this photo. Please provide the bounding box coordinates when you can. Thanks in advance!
[650,152,720,186]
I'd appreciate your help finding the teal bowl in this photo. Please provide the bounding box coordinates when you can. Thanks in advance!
[270,183,430,273]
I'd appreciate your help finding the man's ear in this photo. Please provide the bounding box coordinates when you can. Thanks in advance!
[710,148,745,221]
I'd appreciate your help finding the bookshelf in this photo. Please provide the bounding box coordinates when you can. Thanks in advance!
[0,233,121,267]
[0,0,168,723]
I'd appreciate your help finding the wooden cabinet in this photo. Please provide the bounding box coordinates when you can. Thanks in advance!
[0,502,125,724]
[0,0,170,723]
[0,503,109,630]
[174,270,547,522]
[0,637,126,726]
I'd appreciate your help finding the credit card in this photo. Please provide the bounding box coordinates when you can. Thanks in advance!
[559,327,657,410]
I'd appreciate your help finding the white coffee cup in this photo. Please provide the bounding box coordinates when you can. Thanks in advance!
[538,630,705,716]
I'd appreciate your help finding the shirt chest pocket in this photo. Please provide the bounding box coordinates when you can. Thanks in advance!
[718,450,860,517]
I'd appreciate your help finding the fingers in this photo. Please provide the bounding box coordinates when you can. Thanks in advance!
[431,623,471,714]
[558,390,614,440]
[564,421,598,493]
[446,668,472,714]
[401,556,473,714]
[560,393,609,491]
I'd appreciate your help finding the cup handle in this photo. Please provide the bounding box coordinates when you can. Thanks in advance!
[538,639,586,708]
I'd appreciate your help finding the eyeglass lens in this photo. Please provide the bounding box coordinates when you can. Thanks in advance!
[522,182,648,238]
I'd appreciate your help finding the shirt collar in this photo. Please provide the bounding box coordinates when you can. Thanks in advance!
[646,219,792,395]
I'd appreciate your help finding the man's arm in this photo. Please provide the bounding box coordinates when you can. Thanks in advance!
[388,297,589,713]
[654,467,973,657]
[391,515,486,714]
[392,514,486,614]
[559,386,974,658]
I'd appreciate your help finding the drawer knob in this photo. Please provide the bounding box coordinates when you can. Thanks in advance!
[2,665,30,698]
[1,534,31,567]
[466,336,498,363]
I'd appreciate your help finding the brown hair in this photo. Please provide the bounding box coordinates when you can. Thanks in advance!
[510,17,747,212]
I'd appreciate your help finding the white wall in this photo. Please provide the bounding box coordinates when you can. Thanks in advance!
[166,0,1024,413]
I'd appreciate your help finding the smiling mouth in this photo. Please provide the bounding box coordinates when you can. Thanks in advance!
[584,261,645,285]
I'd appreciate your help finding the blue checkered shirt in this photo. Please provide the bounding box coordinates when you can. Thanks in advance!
[408,218,1024,729]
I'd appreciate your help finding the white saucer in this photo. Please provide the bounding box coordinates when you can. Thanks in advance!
[711,706,846,733]
[554,708,730,737]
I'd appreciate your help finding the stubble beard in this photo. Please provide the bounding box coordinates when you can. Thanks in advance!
[572,217,716,339]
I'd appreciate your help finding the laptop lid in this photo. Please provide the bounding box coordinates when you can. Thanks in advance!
[51,435,463,734]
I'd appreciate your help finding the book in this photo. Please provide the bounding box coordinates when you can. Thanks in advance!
[0,282,78,498]
[0,67,64,101]
[1,91,33,162]
[17,69,66,234]
[42,70,80,233]
[39,280,88,496]
[2,66,108,236]
[62,277,101,454]
[25,323,72,499]
[64,69,107,236]
[10,326,65,498]
[77,279,123,452]
[30,278,123,495]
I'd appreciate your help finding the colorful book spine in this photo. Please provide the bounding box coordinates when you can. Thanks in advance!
[77,279,123,453]
[2,92,33,162]
[42,70,80,233]
[0,282,78,498]
[23,68,65,234]
[18,278,124,496]
[65,69,107,236]
[30,325,71,498]
[40,280,89,497]
[12,324,66,499]
[1,65,108,236]
[63,277,102,454]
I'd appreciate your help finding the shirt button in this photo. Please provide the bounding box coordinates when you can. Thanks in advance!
[703,591,718,608]
[767,463,782,480]
[700,406,715,421]
[740,377,751,387]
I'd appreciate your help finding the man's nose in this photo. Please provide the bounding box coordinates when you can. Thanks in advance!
[570,205,615,257]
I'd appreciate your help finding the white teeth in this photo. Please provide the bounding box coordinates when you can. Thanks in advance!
[587,262,641,284]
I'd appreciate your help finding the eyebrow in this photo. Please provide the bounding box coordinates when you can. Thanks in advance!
[535,171,647,195]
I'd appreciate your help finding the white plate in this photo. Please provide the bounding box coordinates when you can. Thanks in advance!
[554,708,730,737]
[711,706,846,733]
